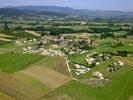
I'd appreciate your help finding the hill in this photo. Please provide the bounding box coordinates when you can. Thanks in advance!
[7,6,133,16]
[0,8,69,17]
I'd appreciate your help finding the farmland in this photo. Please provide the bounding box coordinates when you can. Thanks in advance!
[21,65,70,88]
[0,51,70,99]
[0,91,14,100]
[0,5,133,100]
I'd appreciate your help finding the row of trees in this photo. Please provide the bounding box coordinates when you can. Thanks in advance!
[100,32,127,39]
[2,23,132,37]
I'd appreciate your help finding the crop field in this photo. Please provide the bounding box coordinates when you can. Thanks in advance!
[0,33,14,38]
[0,37,12,42]
[25,30,41,37]
[34,56,70,77]
[0,53,70,99]
[0,33,15,44]
[0,91,14,100]
[94,37,133,53]
[0,53,43,73]
[93,45,133,53]
[12,57,71,98]
[0,72,44,100]
[13,72,51,94]
[21,65,70,88]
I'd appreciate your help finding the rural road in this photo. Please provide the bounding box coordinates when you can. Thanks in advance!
[65,57,73,79]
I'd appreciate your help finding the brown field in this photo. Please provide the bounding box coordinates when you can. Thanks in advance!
[61,33,91,39]
[0,72,44,100]
[115,56,133,65]
[0,38,12,42]
[0,34,14,38]
[25,30,41,37]
[129,96,133,100]
[22,65,70,89]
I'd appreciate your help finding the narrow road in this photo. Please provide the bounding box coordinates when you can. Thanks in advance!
[65,57,73,79]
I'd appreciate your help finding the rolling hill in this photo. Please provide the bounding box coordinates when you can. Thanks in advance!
[0,6,132,17]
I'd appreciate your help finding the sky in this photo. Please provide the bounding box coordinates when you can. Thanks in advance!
[0,0,133,11]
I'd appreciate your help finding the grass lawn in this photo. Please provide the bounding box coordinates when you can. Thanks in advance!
[0,53,43,74]
[42,69,133,100]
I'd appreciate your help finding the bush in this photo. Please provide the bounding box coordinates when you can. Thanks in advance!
[117,51,128,57]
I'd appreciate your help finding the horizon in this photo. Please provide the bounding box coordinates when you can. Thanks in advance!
[1,5,133,12]
[0,0,133,12]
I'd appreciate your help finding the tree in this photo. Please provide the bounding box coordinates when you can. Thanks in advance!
[14,26,23,31]
[100,32,114,39]
[117,51,128,57]
[3,23,10,32]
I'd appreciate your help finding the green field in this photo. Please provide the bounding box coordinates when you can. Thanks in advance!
[68,52,89,67]
[94,37,133,53]
[0,53,43,73]
[42,69,133,100]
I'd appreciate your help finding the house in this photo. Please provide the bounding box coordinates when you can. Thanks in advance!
[118,60,124,66]
[92,71,104,79]
[86,57,96,64]
[108,65,119,72]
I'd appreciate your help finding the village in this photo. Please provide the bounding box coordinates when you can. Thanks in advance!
[15,33,92,57]
[14,34,125,80]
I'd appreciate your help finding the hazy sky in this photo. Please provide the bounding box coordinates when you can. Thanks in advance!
[0,0,133,11]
